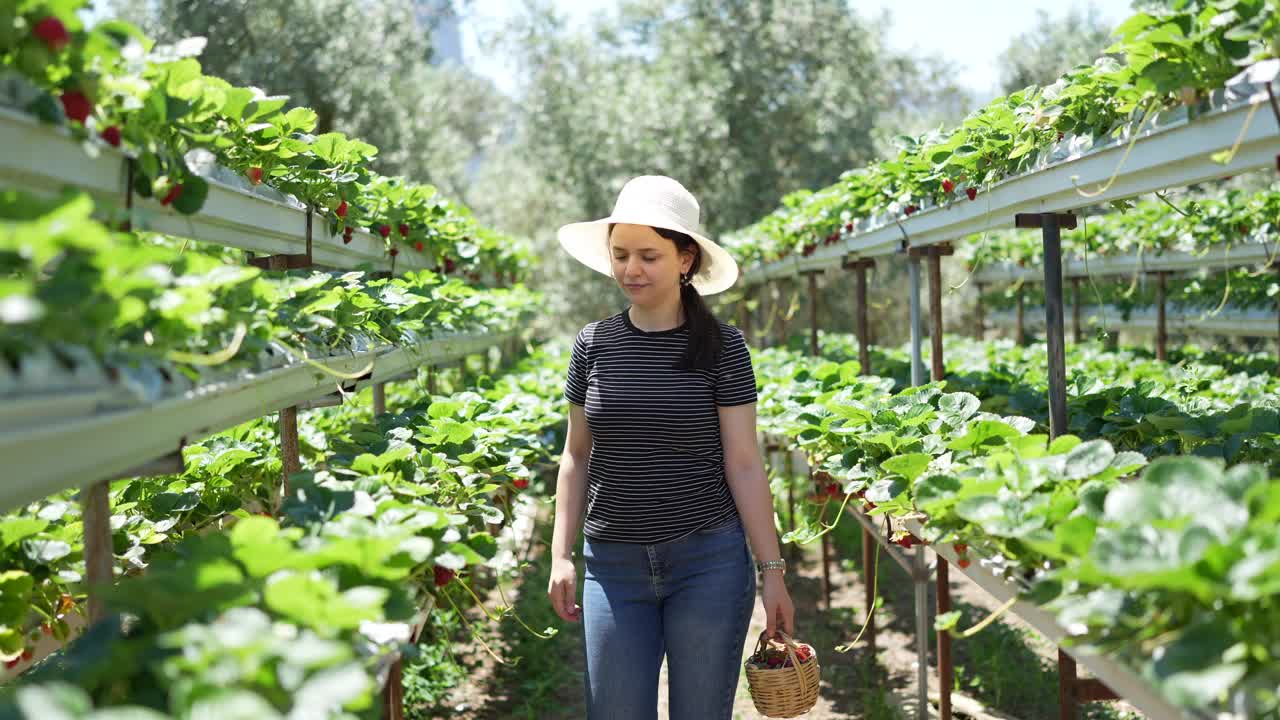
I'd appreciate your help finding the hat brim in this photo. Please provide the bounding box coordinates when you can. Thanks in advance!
[556,216,740,296]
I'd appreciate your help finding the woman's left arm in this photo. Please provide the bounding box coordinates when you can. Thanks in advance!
[720,402,795,640]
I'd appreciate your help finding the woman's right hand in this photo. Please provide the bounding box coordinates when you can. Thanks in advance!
[547,556,583,623]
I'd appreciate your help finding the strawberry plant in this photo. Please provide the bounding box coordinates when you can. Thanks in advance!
[725,2,1278,267]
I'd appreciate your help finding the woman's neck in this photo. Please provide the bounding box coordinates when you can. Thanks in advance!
[628,296,685,332]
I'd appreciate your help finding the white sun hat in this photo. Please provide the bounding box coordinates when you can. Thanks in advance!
[556,175,740,295]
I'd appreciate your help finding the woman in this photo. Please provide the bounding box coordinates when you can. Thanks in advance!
[547,175,796,720]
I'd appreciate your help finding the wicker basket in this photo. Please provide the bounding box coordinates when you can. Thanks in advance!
[743,630,820,717]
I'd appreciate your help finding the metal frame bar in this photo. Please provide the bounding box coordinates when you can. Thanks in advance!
[0,332,512,514]
[902,520,1190,720]
[740,91,1280,283]
[987,305,1280,338]
[974,242,1279,283]
[0,108,419,275]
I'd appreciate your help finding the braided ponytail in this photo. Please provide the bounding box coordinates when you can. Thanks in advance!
[657,227,722,371]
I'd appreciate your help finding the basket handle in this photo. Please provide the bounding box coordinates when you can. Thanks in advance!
[754,630,819,697]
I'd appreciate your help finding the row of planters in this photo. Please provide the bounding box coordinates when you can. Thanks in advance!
[721,1,1277,264]
[961,184,1280,269]
[752,334,1280,716]
[2,189,536,383]
[774,333,1280,469]
[979,268,1280,317]
[0,338,576,718]
[1,1,532,279]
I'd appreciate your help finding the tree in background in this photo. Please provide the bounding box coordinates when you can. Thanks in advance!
[470,0,971,329]
[110,0,504,203]
[997,4,1115,94]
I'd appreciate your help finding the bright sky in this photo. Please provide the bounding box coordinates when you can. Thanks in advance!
[459,0,1134,99]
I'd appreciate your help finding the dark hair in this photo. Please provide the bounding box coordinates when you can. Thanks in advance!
[607,223,723,371]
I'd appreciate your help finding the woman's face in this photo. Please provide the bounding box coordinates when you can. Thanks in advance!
[608,224,693,303]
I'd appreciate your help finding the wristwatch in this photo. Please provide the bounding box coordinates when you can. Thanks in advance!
[755,558,787,575]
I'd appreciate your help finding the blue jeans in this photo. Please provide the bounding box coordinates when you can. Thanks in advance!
[581,515,757,720]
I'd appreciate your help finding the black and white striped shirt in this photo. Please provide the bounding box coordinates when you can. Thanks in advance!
[564,306,758,544]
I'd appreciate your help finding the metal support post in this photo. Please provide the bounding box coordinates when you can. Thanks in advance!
[975,281,986,340]
[909,258,925,387]
[784,449,797,564]
[373,382,387,415]
[81,481,113,622]
[807,272,820,357]
[906,245,953,382]
[1019,212,1120,720]
[1016,284,1026,346]
[913,542,930,720]
[1016,213,1075,438]
[383,660,404,720]
[844,257,875,374]
[803,271,831,610]
[428,365,437,395]
[279,406,301,508]
[907,244,954,719]
[1155,271,1169,361]
[937,556,952,720]
[1071,277,1083,344]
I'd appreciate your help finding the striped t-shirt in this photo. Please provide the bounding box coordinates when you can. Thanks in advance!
[564,306,758,544]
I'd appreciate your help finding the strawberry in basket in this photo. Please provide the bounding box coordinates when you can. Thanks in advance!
[749,638,815,669]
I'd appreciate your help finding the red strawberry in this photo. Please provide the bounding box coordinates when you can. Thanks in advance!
[904,204,918,216]
[443,257,456,273]
[513,478,529,490]
[100,125,121,147]
[398,223,410,237]
[958,558,971,569]
[897,535,917,548]
[826,483,840,497]
[39,624,51,636]
[335,200,348,218]
[20,650,31,661]
[941,179,955,193]
[248,166,263,185]
[856,489,867,499]
[845,222,854,232]
[160,183,183,207]
[966,187,978,201]
[414,241,424,252]
[433,565,455,587]
[34,16,71,52]
[4,658,18,669]
[59,90,92,124]
[378,224,391,239]
[342,226,354,244]
[389,247,400,257]
[803,243,816,256]
[953,543,968,555]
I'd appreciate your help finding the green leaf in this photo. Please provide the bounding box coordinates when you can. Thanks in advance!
[0,517,48,548]
[881,453,932,483]
[1063,440,1116,480]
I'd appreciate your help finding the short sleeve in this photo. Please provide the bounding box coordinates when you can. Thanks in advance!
[564,325,591,406]
[714,327,757,406]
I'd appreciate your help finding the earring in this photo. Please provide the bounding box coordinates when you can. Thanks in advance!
[680,272,691,286]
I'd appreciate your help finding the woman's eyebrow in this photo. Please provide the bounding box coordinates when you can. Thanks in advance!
[613,247,662,252]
